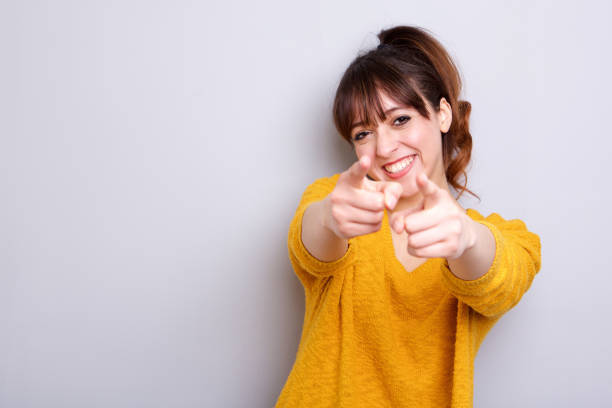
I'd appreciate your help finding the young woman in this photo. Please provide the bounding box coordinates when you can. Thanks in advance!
[275,25,541,408]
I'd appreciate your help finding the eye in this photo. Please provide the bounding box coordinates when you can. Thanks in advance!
[394,115,411,125]
[353,131,369,142]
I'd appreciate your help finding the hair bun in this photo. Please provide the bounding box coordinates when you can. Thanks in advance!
[377,26,426,48]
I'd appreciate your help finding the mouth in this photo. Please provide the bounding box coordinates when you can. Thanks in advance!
[382,154,417,179]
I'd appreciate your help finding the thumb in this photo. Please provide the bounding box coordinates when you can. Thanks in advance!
[379,182,403,210]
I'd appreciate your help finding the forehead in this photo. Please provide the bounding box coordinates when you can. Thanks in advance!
[351,90,415,126]
[377,91,403,109]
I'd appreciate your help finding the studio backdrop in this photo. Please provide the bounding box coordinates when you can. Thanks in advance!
[1,0,611,407]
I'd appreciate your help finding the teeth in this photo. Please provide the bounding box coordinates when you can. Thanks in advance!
[384,156,414,173]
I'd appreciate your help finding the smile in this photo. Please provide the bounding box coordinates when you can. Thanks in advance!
[383,155,416,174]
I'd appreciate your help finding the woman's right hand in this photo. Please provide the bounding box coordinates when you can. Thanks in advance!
[323,155,403,239]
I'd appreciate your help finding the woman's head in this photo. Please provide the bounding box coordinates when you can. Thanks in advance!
[332,25,477,200]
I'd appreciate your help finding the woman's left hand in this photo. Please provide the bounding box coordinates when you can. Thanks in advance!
[388,172,477,260]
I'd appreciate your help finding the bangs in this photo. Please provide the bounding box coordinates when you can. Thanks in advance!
[333,57,432,143]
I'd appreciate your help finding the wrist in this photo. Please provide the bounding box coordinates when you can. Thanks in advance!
[466,218,479,250]
[319,196,334,232]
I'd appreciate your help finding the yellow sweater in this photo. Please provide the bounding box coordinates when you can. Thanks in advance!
[275,174,542,408]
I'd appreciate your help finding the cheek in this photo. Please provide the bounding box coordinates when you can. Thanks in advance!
[407,127,429,142]
[403,128,437,152]
[355,143,375,158]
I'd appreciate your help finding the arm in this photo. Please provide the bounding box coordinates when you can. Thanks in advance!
[287,176,357,287]
[293,155,396,268]
[441,212,542,318]
[301,197,349,262]
[447,218,496,281]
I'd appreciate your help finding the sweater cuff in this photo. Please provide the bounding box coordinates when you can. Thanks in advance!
[288,204,357,277]
[441,219,505,296]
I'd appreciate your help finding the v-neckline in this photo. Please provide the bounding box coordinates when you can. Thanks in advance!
[382,210,433,276]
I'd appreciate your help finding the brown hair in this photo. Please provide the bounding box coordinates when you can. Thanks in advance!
[332,25,478,201]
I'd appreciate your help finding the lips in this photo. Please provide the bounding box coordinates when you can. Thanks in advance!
[383,155,416,173]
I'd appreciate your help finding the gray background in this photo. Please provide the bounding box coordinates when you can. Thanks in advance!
[1,0,610,407]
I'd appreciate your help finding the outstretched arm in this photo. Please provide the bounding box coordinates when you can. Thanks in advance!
[447,219,496,281]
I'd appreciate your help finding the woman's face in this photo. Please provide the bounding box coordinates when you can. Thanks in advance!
[350,91,452,197]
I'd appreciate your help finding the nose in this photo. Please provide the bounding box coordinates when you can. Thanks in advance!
[376,127,398,158]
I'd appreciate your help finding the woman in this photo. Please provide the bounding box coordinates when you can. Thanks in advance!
[275,25,541,408]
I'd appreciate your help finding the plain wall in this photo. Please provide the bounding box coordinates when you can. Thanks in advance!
[1,0,611,406]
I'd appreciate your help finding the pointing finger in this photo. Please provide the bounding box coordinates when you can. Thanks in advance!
[417,172,440,198]
[403,207,442,233]
[345,155,371,187]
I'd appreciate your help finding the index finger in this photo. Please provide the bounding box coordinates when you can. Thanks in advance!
[344,155,371,187]
[417,172,440,198]
[403,206,442,233]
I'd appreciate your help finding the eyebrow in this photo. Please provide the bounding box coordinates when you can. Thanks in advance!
[350,107,404,131]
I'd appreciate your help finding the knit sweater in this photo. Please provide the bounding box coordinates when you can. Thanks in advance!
[275,174,542,408]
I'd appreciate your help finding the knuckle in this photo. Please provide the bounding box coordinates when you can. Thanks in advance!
[329,192,342,206]
[331,206,343,222]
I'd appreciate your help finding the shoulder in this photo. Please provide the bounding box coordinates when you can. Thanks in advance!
[465,208,533,232]
[292,173,342,210]
[465,208,541,262]
[299,173,342,198]
[304,173,341,192]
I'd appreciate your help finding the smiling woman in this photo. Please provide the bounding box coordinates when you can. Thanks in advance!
[275,25,542,408]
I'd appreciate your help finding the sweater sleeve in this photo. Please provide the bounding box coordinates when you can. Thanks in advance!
[440,210,542,318]
[287,174,358,291]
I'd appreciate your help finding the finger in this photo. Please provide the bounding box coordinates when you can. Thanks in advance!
[345,207,385,225]
[406,226,447,249]
[407,241,451,258]
[403,207,443,233]
[352,189,385,211]
[389,206,420,234]
[390,214,404,234]
[416,172,440,198]
[379,182,403,210]
[363,180,402,208]
[345,155,371,187]
[389,206,420,233]
[392,202,423,218]
[342,221,383,238]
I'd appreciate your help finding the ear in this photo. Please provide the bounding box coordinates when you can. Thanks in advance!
[438,97,452,133]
